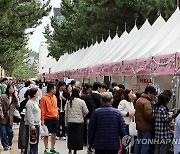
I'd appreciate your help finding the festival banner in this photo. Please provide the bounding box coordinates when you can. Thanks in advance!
[153,54,175,75]
[136,58,151,75]
[87,66,94,78]
[123,60,137,76]
[112,62,122,76]
[101,63,113,76]
[56,72,62,78]
[80,68,88,78]
[93,64,103,77]
[176,53,180,74]
[70,69,77,78]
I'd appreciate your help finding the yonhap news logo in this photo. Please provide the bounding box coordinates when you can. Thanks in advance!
[122,135,134,148]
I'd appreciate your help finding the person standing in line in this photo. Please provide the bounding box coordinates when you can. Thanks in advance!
[18,89,30,154]
[91,82,102,108]
[134,86,156,154]
[118,89,135,134]
[40,83,59,154]
[56,81,70,140]
[0,78,8,95]
[65,88,89,154]
[0,84,19,151]
[154,93,172,154]
[24,88,41,154]
[19,81,31,103]
[88,92,127,154]
[112,89,125,109]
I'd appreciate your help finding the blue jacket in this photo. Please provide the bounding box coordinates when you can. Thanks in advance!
[88,104,127,150]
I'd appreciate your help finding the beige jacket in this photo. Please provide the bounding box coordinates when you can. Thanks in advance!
[65,98,88,126]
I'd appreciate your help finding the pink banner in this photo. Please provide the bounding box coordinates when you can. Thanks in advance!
[87,66,94,77]
[136,58,151,75]
[79,68,88,78]
[176,53,180,74]
[153,54,175,75]
[93,64,102,77]
[123,60,137,76]
[112,62,122,76]
[101,63,113,76]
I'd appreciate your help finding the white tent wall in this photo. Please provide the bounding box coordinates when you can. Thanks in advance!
[137,8,180,59]
[124,76,138,90]
[115,20,152,62]
[100,31,129,64]
[96,76,104,83]
[105,25,139,63]
[124,15,166,61]
[111,76,122,85]
[154,75,174,109]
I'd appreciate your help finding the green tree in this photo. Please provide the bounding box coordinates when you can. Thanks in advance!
[44,0,176,60]
[0,0,51,77]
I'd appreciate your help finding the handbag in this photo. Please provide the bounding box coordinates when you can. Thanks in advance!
[29,127,37,144]
[129,117,137,136]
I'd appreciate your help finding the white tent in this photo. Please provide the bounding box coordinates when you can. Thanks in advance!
[124,15,165,60]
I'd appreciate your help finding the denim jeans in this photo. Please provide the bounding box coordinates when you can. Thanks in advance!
[134,130,152,154]
[154,144,170,154]
[0,122,14,149]
[24,125,39,154]
[95,149,118,154]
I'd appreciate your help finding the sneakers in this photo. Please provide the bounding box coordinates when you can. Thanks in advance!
[50,148,59,154]
[4,147,9,151]
[44,148,50,154]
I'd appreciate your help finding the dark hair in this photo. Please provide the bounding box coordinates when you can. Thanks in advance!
[111,82,118,88]
[3,78,8,82]
[145,86,157,94]
[29,88,38,98]
[86,84,93,90]
[5,84,16,99]
[69,88,80,107]
[124,89,131,101]
[70,80,76,86]
[162,90,172,102]
[39,83,43,89]
[24,89,30,99]
[118,84,125,90]
[47,83,55,93]
[57,81,66,88]
[157,93,168,108]
[92,82,102,91]
[102,84,108,90]
[115,89,125,99]
[45,81,50,86]
[25,81,31,87]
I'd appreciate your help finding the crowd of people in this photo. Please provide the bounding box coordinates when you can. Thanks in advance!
[0,78,179,154]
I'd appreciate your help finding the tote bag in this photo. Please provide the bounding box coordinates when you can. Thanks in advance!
[129,118,137,136]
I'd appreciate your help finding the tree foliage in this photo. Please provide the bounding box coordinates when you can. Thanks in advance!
[44,0,176,60]
[0,0,51,77]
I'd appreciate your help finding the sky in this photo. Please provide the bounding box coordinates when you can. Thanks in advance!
[27,0,61,53]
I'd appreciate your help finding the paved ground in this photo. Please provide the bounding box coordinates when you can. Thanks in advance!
[0,125,87,154]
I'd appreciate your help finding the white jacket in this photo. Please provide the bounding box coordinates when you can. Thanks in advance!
[65,98,89,126]
[118,99,135,125]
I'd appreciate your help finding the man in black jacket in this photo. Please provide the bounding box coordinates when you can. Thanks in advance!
[85,82,102,153]
[56,81,70,140]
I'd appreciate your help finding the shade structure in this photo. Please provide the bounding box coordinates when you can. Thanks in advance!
[40,8,180,78]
